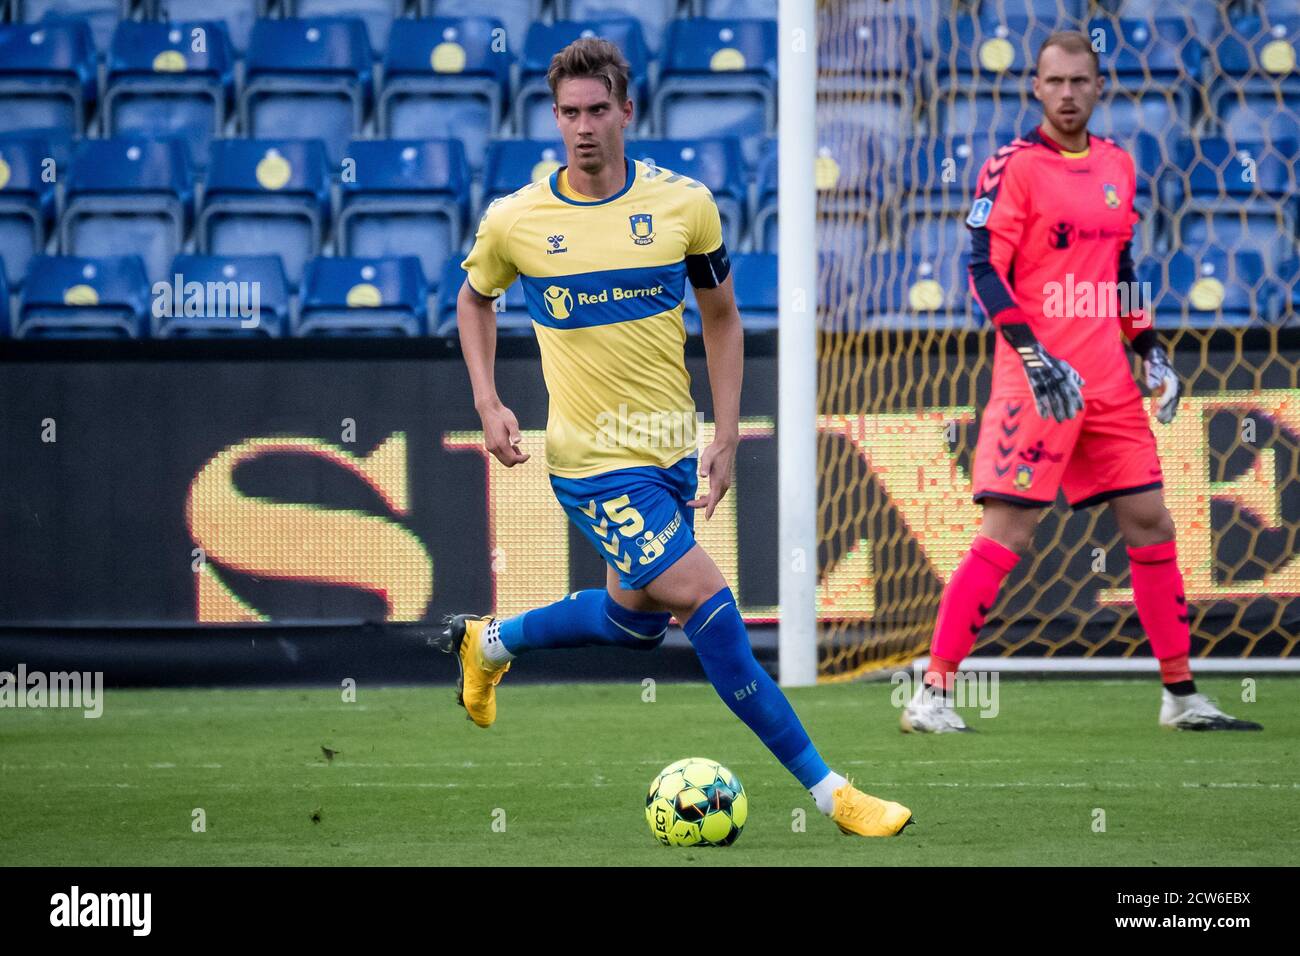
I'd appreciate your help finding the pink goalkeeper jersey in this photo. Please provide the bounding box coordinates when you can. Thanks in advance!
[967,127,1144,397]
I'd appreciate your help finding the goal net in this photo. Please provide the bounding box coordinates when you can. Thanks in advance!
[811,0,1300,679]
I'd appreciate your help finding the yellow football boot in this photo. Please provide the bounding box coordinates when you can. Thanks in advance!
[831,779,914,837]
[443,615,510,728]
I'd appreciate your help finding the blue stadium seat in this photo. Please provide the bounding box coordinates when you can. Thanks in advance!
[382,17,511,173]
[1165,136,1300,271]
[562,0,678,54]
[198,139,331,287]
[1212,16,1300,145]
[20,0,126,54]
[61,138,195,284]
[755,129,896,250]
[931,16,1056,136]
[1137,249,1271,328]
[0,136,57,290]
[288,0,402,55]
[811,122,892,218]
[104,20,236,173]
[698,0,778,19]
[153,0,266,55]
[729,250,776,329]
[482,139,565,208]
[653,18,777,164]
[893,134,1004,260]
[0,20,96,136]
[17,254,149,338]
[155,253,290,336]
[626,138,747,248]
[816,16,921,151]
[338,138,471,290]
[818,14,923,104]
[826,249,978,331]
[298,255,430,336]
[515,19,651,141]
[975,0,1086,22]
[1086,18,1200,142]
[424,0,540,57]
[435,260,532,336]
[242,18,372,168]
[1093,0,1227,43]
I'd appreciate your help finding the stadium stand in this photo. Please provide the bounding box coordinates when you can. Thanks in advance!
[61,136,195,283]
[156,252,290,336]
[0,0,1297,336]
[16,254,149,337]
[0,135,58,290]
[197,138,330,287]
[297,254,429,335]
[104,19,236,171]
[337,137,470,288]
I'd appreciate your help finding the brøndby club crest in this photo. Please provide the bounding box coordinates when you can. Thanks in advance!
[629,213,655,245]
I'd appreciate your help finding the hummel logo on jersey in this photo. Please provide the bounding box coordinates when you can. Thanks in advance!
[546,234,568,255]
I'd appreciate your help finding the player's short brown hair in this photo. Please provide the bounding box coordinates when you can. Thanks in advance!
[1036,30,1100,75]
[547,37,631,105]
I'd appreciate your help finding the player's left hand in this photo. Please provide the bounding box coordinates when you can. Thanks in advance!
[1143,345,1181,424]
[688,436,737,520]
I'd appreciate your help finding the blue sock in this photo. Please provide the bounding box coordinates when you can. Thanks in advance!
[684,588,832,790]
[497,590,670,654]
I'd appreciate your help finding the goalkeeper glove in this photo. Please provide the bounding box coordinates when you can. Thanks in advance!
[1141,343,1181,424]
[999,319,1086,423]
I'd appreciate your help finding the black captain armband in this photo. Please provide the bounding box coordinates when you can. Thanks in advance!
[686,244,731,289]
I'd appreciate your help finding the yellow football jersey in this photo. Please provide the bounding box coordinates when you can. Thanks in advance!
[461,157,725,479]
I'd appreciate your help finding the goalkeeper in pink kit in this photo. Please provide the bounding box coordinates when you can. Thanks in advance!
[900,31,1261,733]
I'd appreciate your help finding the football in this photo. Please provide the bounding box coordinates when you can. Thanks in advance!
[645,757,748,847]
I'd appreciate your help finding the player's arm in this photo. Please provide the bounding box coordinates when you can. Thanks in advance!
[967,152,1085,422]
[685,190,737,520]
[459,203,528,466]
[1115,159,1181,424]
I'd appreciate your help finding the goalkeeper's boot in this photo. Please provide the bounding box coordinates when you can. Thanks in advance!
[1159,690,1262,731]
[831,780,913,837]
[900,684,970,734]
[441,615,510,728]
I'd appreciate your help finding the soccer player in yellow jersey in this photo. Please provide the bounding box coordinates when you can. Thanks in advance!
[444,38,912,837]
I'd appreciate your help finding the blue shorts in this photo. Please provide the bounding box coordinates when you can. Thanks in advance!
[550,458,699,591]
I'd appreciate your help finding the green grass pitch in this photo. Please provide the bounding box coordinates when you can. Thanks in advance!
[1,677,1296,866]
